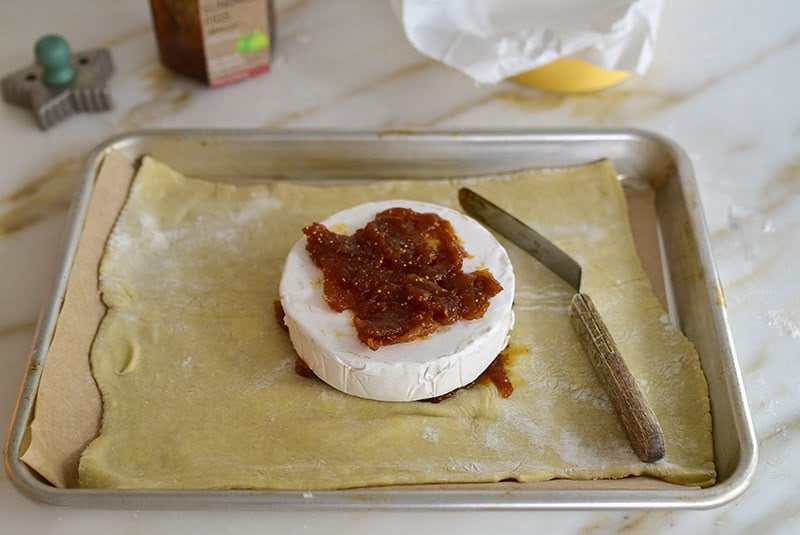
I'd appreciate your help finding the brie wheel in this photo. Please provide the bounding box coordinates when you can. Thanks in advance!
[279,200,515,402]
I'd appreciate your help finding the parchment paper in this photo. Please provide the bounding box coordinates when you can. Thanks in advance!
[20,150,136,488]
[20,150,669,488]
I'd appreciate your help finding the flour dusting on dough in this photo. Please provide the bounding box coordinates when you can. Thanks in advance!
[233,194,282,225]
[422,425,440,444]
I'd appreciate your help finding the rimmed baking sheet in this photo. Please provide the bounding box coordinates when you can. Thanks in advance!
[4,129,756,509]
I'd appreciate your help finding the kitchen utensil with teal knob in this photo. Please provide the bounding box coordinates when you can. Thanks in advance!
[1,34,113,129]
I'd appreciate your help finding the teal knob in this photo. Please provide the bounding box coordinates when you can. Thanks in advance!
[35,34,76,88]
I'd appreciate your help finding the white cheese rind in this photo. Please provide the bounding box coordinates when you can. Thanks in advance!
[279,200,515,402]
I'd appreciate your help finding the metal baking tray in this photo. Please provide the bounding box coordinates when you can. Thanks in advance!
[4,129,757,509]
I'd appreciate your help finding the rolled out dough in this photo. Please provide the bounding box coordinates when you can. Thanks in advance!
[78,157,715,489]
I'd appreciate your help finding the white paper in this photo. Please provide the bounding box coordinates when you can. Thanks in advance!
[394,0,663,84]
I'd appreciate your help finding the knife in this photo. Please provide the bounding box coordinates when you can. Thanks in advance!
[458,188,665,463]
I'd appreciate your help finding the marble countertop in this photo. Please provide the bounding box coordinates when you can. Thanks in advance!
[1,0,797,533]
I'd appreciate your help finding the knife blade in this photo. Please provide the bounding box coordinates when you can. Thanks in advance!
[458,187,665,463]
[458,188,583,291]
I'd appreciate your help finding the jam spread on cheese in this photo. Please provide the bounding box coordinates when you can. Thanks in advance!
[303,207,503,350]
[276,300,521,402]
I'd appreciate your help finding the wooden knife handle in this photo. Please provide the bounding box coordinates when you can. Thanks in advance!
[569,293,665,463]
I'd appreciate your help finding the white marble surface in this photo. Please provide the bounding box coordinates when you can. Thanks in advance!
[1,0,798,533]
